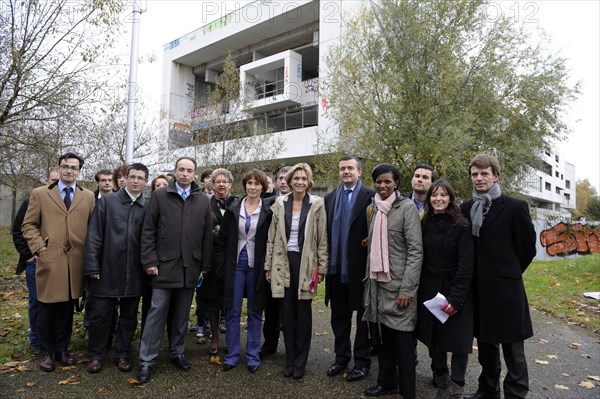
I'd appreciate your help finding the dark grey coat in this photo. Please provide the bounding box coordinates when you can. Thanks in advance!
[460,195,536,343]
[84,189,147,297]
[416,213,474,354]
[141,179,213,288]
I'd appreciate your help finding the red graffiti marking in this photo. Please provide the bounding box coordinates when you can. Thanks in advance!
[540,222,600,257]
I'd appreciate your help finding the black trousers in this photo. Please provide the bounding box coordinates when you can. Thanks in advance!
[372,323,416,399]
[281,251,312,370]
[262,283,281,352]
[329,273,370,368]
[37,300,75,356]
[477,339,529,399]
[87,296,140,360]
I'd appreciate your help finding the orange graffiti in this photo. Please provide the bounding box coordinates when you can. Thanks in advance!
[540,222,600,257]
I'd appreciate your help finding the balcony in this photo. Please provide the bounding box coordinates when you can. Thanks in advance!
[240,50,303,113]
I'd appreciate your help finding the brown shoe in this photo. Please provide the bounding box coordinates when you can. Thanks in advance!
[39,355,55,372]
[87,359,102,373]
[55,352,75,366]
[116,358,131,372]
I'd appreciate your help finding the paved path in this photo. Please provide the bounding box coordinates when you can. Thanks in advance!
[0,302,598,398]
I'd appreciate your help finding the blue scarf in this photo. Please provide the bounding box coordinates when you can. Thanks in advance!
[328,180,362,283]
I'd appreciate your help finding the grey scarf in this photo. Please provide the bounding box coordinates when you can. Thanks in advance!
[470,182,501,236]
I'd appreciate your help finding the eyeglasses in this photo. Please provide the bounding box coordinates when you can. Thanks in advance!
[60,164,80,172]
[214,180,230,185]
[128,176,147,181]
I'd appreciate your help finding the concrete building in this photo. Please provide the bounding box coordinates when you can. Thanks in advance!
[522,147,577,220]
[160,0,357,166]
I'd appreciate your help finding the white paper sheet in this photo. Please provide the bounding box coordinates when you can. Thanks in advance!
[423,292,449,324]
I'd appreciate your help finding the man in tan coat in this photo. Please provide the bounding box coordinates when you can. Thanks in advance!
[22,152,95,372]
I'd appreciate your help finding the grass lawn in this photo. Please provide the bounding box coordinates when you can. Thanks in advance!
[0,226,597,365]
[523,253,600,333]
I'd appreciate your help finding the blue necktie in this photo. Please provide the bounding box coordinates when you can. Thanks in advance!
[343,189,352,215]
[181,190,188,201]
[64,187,73,210]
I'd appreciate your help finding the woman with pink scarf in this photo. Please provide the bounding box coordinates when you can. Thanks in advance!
[362,164,423,399]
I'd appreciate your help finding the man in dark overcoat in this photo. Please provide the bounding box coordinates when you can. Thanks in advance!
[84,163,149,373]
[460,154,536,399]
[137,157,213,383]
[324,155,375,381]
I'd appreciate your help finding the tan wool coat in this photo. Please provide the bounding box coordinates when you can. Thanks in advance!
[22,183,95,303]
[265,193,328,300]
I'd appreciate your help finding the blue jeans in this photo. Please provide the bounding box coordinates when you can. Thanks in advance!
[25,259,39,347]
[224,262,261,367]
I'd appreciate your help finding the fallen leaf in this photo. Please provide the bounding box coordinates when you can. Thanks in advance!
[554,384,569,390]
[98,387,108,393]
[323,348,331,353]
[16,388,25,393]
[315,331,329,337]
[588,376,600,381]
[538,339,549,343]
[551,282,561,287]
[563,373,570,377]
[547,355,558,359]
[128,378,143,385]
[15,365,29,372]
[535,359,549,365]
[580,353,592,358]
[210,355,223,366]
[569,343,581,349]
[579,381,595,389]
[26,381,36,387]
[58,374,81,385]
[62,366,76,371]
[318,309,324,313]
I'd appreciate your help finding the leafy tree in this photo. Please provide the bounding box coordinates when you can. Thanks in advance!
[586,197,600,221]
[0,0,124,131]
[175,55,284,178]
[323,0,579,197]
[576,179,597,214]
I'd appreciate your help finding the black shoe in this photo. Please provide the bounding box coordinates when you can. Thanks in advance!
[170,354,190,371]
[223,363,236,372]
[87,359,102,373]
[259,346,277,358]
[463,391,501,399]
[347,366,369,382]
[247,365,259,374]
[364,385,398,397]
[219,320,227,334]
[326,362,347,377]
[283,365,294,378]
[137,365,151,383]
[292,367,305,380]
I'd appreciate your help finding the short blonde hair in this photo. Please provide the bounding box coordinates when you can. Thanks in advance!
[286,163,314,193]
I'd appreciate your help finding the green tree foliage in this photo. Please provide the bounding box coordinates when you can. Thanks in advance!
[576,179,599,219]
[324,0,579,197]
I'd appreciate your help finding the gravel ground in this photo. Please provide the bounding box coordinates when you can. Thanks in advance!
[0,301,598,399]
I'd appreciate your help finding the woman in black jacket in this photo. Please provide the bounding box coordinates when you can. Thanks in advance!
[215,169,273,373]
[416,180,474,399]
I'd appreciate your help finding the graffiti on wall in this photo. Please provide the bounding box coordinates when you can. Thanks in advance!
[540,222,600,257]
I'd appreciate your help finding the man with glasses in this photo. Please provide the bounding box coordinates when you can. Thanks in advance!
[84,164,150,374]
[22,152,95,372]
[137,157,213,383]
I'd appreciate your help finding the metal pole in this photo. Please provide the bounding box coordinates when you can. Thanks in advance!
[125,0,141,163]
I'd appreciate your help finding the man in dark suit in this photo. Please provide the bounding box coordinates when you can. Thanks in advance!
[11,169,59,355]
[22,153,95,372]
[460,154,536,399]
[137,157,213,383]
[93,169,114,201]
[324,155,375,382]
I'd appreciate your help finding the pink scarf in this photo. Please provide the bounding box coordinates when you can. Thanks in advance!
[369,192,396,282]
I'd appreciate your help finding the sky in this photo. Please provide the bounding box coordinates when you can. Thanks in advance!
[129,0,599,190]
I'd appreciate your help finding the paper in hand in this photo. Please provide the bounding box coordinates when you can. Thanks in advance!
[423,292,449,324]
